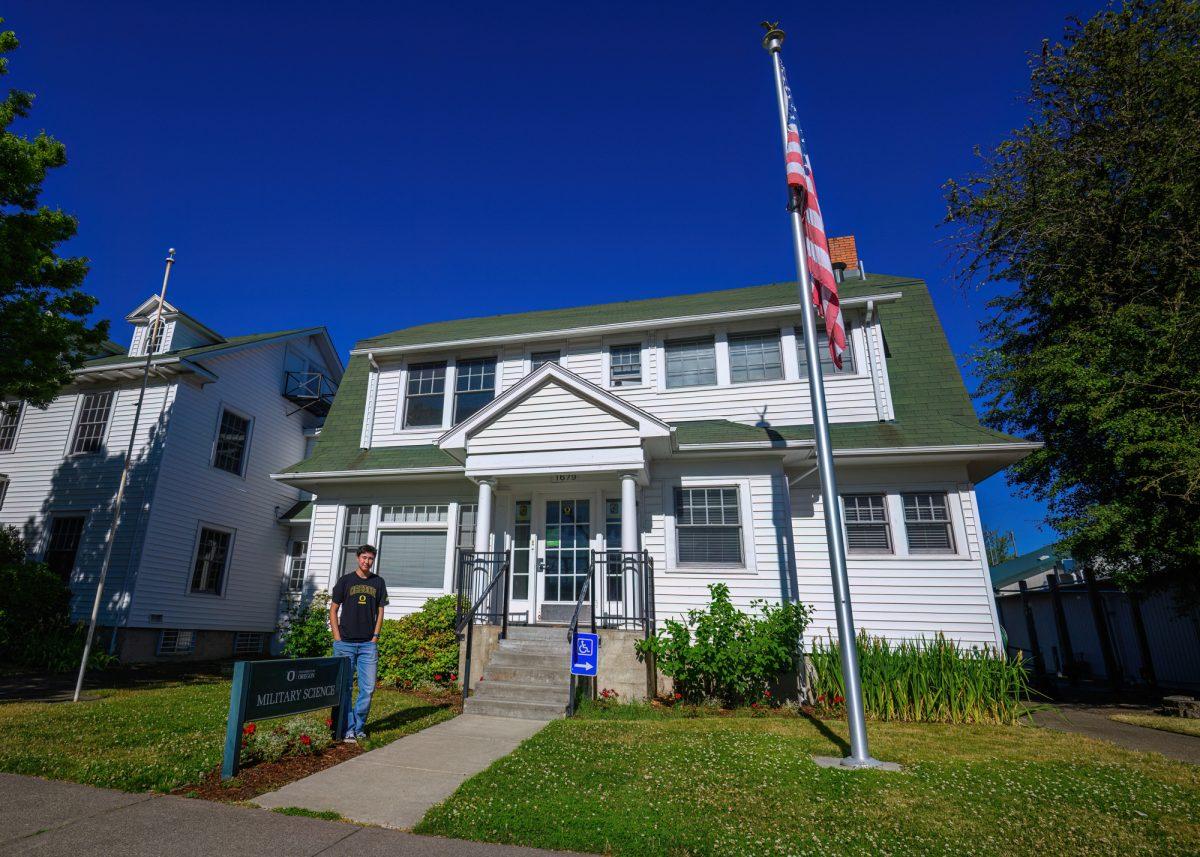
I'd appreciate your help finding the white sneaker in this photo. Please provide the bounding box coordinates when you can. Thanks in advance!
[343,734,357,744]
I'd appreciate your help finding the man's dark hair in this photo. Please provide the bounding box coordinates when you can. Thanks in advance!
[356,544,377,557]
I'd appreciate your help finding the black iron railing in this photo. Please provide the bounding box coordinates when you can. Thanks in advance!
[455,550,510,704]
[566,572,594,717]
[590,550,655,635]
[283,371,337,415]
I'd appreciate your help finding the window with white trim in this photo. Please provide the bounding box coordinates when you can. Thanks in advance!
[377,530,447,588]
[286,539,308,593]
[380,504,448,524]
[530,350,560,369]
[674,487,743,565]
[158,629,196,655]
[843,494,891,553]
[404,361,446,428]
[71,391,113,454]
[45,515,85,579]
[340,505,371,575]
[609,344,642,386]
[0,402,23,451]
[454,357,496,423]
[665,337,717,388]
[902,493,955,553]
[457,504,477,551]
[143,319,166,355]
[213,408,251,475]
[797,320,856,374]
[190,527,233,594]
[233,631,265,655]
[728,331,784,383]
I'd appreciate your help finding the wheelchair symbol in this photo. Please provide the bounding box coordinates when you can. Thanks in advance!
[576,637,594,657]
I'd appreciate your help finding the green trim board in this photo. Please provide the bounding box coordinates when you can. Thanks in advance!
[282,275,1031,477]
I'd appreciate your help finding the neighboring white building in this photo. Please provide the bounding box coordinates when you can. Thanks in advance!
[276,253,1037,671]
[0,296,342,661]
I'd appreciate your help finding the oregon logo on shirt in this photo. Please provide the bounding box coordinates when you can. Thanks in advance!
[358,594,368,604]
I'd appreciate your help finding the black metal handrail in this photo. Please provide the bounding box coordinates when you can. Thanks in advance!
[590,549,655,634]
[565,573,594,716]
[455,550,510,705]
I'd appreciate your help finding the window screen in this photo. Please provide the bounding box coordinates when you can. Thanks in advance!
[675,487,742,565]
[903,493,955,553]
[213,409,251,475]
[404,361,446,428]
[191,527,232,594]
[377,530,447,588]
[665,337,717,388]
[609,344,642,386]
[71,391,113,454]
[454,357,496,423]
[728,331,783,383]
[843,494,891,553]
[797,321,855,374]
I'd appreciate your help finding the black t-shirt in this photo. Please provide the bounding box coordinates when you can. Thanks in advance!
[331,572,389,642]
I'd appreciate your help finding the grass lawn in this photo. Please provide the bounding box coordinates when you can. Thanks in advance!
[415,704,1200,856]
[1112,713,1200,738]
[0,676,455,792]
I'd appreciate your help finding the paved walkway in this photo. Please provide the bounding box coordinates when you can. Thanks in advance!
[0,773,572,856]
[1029,704,1200,764]
[254,714,550,829]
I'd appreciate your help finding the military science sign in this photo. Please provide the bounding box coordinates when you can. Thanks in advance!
[222,656,351,779]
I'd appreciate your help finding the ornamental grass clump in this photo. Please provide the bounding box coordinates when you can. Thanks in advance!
[636,583,810,707]
[808,632,1031,725]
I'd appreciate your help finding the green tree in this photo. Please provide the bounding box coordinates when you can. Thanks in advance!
[1,20,106,408]
[945,0,1200,598]
[984,529,1017,568]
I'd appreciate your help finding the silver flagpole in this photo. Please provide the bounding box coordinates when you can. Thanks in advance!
[73,249,176,703]
[762,24,881,768]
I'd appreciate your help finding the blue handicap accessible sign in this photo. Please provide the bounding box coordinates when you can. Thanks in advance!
[571,632,599,676]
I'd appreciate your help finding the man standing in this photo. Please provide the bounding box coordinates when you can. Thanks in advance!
[330,544,388,742]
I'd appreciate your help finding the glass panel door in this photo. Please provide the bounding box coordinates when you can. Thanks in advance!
[542,499,590,603]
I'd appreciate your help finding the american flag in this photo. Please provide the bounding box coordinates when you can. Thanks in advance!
[780,60,847,370]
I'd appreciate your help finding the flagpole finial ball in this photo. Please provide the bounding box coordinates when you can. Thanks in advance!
[761,21,785,52]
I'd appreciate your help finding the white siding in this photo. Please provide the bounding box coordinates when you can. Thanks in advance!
[166,321,214,352]
[0,383,175,624]
[470,382,638,454]
[128,341,311,631]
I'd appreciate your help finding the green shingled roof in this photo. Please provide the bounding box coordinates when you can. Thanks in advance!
[282,275,1029,477]
[990,544,1070,589]
[82,328,318,370]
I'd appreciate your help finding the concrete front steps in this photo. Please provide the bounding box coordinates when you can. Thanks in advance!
[463,625,572,720]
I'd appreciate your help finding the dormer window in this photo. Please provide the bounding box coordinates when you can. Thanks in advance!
[143,319,166,355]
[531,350,560,369]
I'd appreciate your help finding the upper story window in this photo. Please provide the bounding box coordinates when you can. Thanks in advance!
[454,357,496,423]
[797,320,856,375]
[212,408,251,476]
[143,320,166,355]
[674,486,743,565]
[665,337,716,389]
[843,494,891,553]
[728,331,783,383]
[0,402,23,452]
[609,344,642,387]
[902,493,955,553]
[71,391,113,454]
[190,526,233,594]
[404,361,447,428]
[531,350,560,369]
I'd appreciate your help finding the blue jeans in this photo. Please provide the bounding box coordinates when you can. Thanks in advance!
[333,640,377,736]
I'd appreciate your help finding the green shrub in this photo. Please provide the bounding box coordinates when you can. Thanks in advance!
[807,632,1032,725]
[377,595,459,689]
[240,710,334,765]
[636,583,810,707]
[0,526,113,672]
[277,592,334,658]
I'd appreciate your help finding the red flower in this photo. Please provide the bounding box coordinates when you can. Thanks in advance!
[762,690,772,698]
[325,717,333,728]
[300,734,312,746]
[450,673,457,681]
[817,694,826,703]
[434,674,443,681]
[243,722,256,736]
[834,694,845,704]
[751,702,760,709]
[673,692,682,700]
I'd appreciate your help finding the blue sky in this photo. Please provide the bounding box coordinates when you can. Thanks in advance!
[6,1,1098,552]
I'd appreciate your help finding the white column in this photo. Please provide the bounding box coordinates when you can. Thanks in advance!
[620,474,639,552]
[473,478,496,553]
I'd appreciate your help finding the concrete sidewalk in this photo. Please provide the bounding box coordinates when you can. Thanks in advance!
[254,714,549,829]
[1029,705,1200,764]
[0,773,572,856]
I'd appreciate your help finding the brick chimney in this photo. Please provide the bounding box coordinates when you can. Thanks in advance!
[827,235,859,281]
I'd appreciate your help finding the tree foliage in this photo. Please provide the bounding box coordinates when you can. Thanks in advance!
[1,20,106,407]
[945,0,1200,597]
[984,528,1017,568]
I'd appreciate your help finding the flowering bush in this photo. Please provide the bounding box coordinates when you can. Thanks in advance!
[377,596,459,690]
[636,583,810,707]
[240,711,333,764]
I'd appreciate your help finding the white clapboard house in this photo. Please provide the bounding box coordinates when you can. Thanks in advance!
[0,296,341,661]
[276,244,1037,716]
